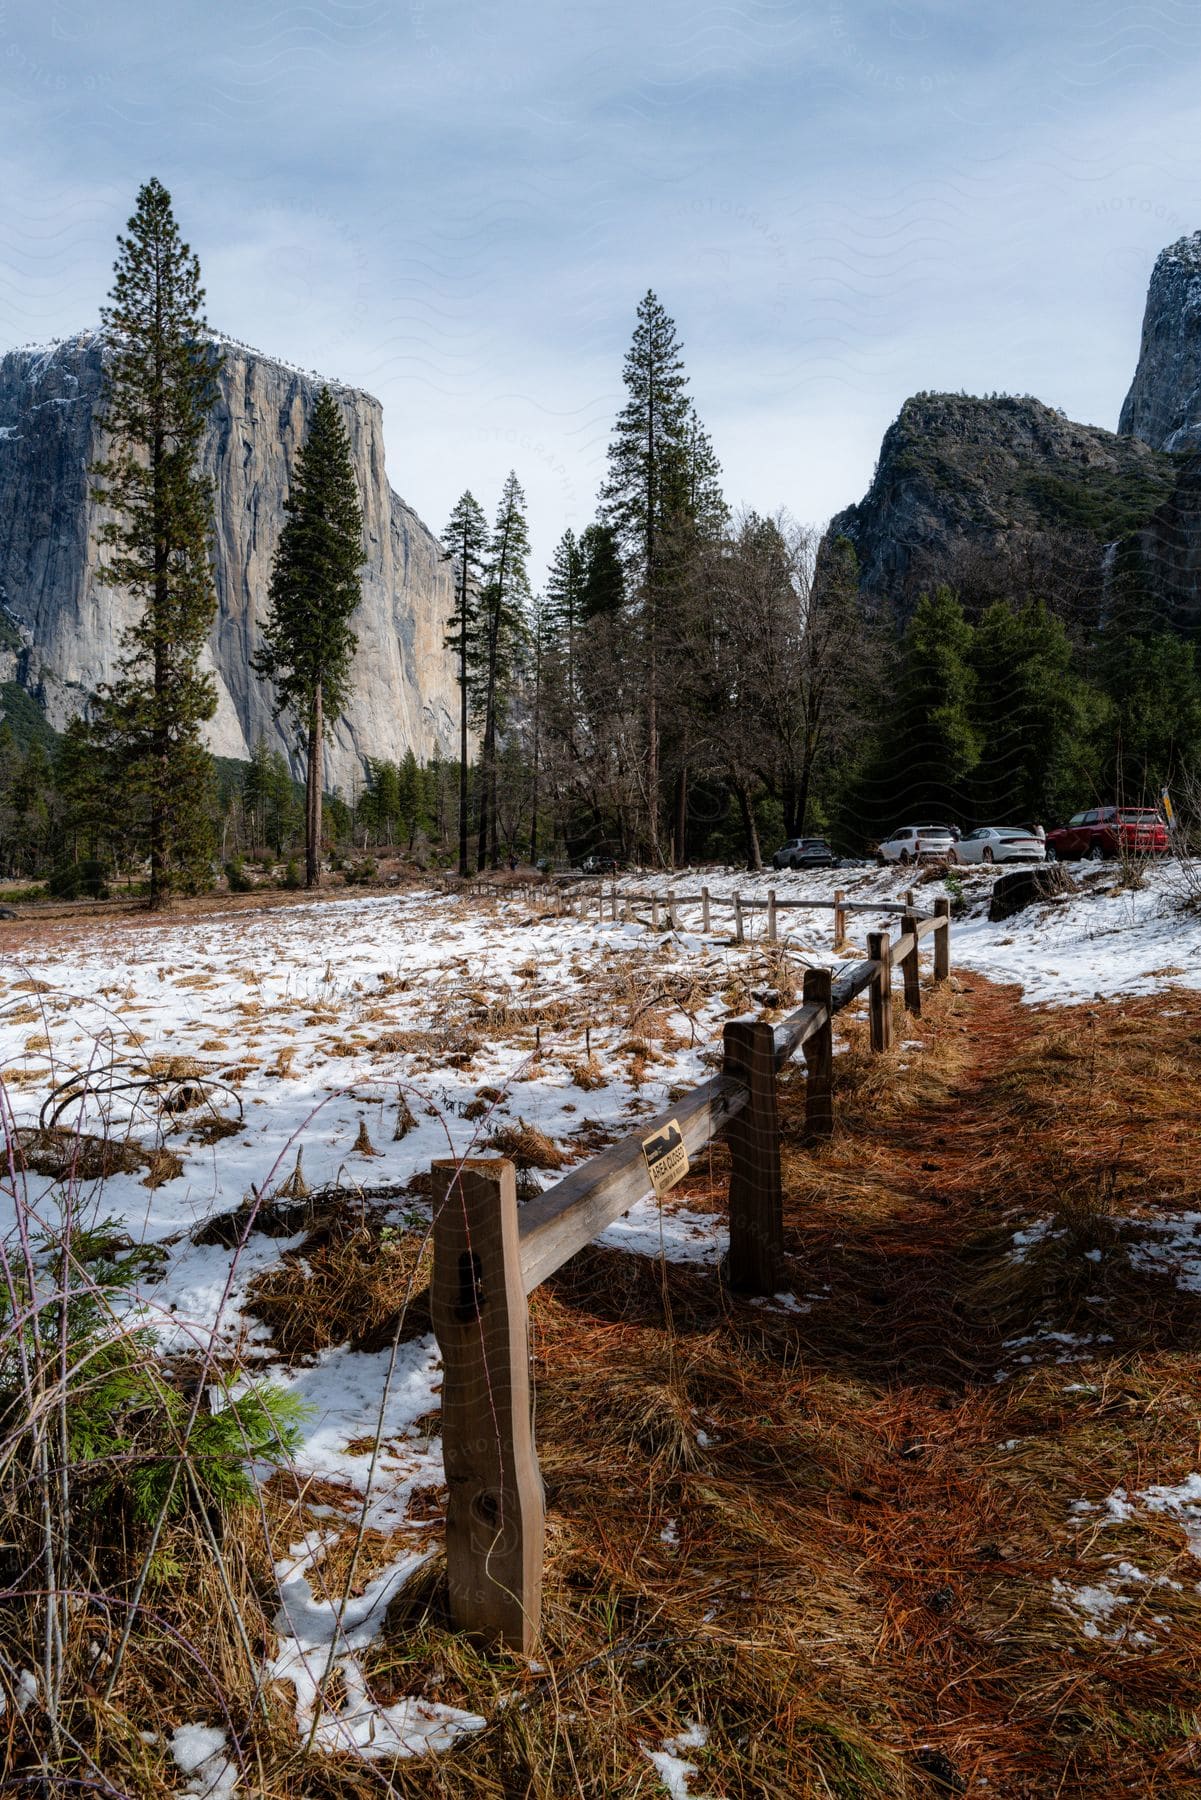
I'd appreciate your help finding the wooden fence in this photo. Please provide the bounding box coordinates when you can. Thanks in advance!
[429,897,952,1651]
[506,875,930,954]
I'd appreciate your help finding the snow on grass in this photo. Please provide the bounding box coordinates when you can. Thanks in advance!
[267,1532,485,1759]
[642,1720,711,1796]
[617,858,1201,1006]
[4,869,1200,1762]
[1060,1474,1201,1640]
[169,1724,240,1798]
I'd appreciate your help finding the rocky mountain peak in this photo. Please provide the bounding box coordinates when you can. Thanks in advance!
[1119,231,1201,452]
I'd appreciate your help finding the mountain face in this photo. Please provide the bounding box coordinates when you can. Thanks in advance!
[825,392,1178,618]
[1119,232,1201,453]
[0,333,458,789]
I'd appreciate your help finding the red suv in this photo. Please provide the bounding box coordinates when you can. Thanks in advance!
[1045,806,1169,862]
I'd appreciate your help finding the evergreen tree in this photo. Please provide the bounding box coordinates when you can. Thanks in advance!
[599,291,724,862]
[1095,630,1201,796]
[396,749,425,850]
[242,735,274,852]
[91,177,221,907]
[969,600,1088,825]
[545,529,583,706]
[579,522,625,620]
[253,388,364,888]
[441,491,488,877]
[55,717,111,865]
[472,472,531,870]
[855,587,980,833]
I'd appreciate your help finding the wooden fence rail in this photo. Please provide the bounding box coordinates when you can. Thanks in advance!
[431,897,952,1649]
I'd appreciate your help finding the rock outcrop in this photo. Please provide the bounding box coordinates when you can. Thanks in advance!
[824,392,1178,619]
[1119,232,1201,454]
[0,333,458,790]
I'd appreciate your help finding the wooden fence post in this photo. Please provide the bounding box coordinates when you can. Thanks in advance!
[733,891,744,944]
[933,896,951,983]
[900,909,921,1016]
[611,882,618,922]
[651,895,660,931]
[723,1018,783,1293]
[667,890,677,931]
[833,888,846,952]
[431,1157,544,1652]
[867,930,893,1053]
[701,885,710,934]
[802,967,834,1141]
[767,888,777,943]
[904,887,916,910]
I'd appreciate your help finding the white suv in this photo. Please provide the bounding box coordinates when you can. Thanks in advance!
[877,824,956,865]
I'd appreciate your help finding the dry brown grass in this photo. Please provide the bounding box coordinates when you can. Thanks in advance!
[10,937,1201,1797]
[484,1120,568,1170]
[246,1206,433,1357]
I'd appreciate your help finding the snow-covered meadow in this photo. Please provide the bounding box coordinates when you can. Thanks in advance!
[2,855,1199,1771]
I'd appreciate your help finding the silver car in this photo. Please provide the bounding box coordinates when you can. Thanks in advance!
[877,824,957,865]
[953,826,1046,866]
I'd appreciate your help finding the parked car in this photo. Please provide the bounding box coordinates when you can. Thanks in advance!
[771,837,840,870]
[953,826,1046,866]
[578,853,619,874]
[1044,807,1169,863]
[877,824,957,865]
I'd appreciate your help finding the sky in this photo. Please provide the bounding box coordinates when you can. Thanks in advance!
[2,0,1200,576]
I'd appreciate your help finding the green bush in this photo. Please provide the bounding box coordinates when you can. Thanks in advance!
[282,857,302,890]
[0,1221,307,1535]
[344,856,378,886]
[224,856,254,894]
[48,859,111,901]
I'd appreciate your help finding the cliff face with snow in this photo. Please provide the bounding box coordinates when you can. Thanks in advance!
[0,333,458,789]
[1119,232,1201,454]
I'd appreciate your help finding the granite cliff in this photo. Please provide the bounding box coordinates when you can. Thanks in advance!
[825,391,1177,619]
[1119,232,1201,453]
[0,333,458,789]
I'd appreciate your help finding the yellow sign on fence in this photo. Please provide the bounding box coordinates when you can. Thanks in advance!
[642,1118,689,1195]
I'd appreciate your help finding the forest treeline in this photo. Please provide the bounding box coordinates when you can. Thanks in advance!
[2,180,1200,895]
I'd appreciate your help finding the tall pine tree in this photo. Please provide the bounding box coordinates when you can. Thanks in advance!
[441,491,488,877]
[253,388,364,888]
[600,291,724,863]
[472,473,530,870]
[92,177,221,907]
[545,528,584,708]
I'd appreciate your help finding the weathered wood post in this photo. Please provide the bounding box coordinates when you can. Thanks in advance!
[900,909,922,1017]
[733,891,744,944]
[430,1157,544,1652]
[723,1018,783,1293]
[867,930,893,1053]
[611,882,618,922]
[802,967,834,1141]
[667,890,678,931]
[767,888,777,944]
[933,896,951,983]
[651,895,660,931]
[701,885,711,934]
[833,888,847,952]
[904,887,916,910]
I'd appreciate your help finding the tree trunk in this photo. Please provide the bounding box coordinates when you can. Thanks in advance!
[306,684,323,889]
[672,764,687,868]
[148,413,168,912]
[457,574,470,879]
[735,781,762,871]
